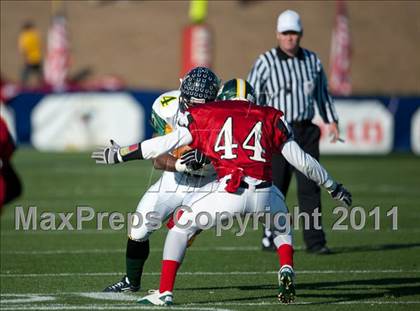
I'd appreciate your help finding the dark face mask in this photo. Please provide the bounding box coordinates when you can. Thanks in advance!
[179,95,190,112]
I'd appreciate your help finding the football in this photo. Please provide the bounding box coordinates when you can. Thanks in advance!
[171,145,192,158]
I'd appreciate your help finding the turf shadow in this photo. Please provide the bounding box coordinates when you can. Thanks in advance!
[288,277,420,305]
[178,277,420,305]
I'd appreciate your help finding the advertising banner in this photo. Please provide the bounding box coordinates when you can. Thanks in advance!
[31,93,144,151]
[411,108,420,155]
[315,100,393,154]
[181,24,212,77]
[4,92,420,154]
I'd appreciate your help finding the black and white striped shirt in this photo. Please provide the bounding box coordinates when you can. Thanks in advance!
[247,47,338,124]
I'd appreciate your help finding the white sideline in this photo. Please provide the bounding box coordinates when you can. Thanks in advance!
[1,269,420,278]
[1,292,419,310]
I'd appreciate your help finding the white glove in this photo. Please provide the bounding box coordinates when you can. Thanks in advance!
[91,140,122,164]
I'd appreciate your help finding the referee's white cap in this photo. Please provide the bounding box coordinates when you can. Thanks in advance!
[277,10,302,33]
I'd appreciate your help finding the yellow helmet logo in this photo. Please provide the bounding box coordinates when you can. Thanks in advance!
[160,96,177,107]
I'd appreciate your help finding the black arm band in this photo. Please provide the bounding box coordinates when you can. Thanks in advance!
[121,143,144,162]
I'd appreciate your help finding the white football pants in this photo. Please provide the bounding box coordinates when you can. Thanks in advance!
[163,175,292,262]
[129,171,215,241]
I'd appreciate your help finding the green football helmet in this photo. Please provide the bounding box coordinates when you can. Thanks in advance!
[216,78,256,102]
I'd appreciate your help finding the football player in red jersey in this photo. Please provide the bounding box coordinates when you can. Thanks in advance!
[93,77,352,305]
[101,68,220,294]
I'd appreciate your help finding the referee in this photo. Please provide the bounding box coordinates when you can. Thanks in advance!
[248,10,340,254]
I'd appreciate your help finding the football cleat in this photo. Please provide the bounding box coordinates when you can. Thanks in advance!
[103,275,139,292]
[278,265,296,303]
[137,290,173,306]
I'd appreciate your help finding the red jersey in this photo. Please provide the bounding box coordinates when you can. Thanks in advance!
[0,118,15,161]
[186,100,290,191]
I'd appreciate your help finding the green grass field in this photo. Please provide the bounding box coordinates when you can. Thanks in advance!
[1,149,420,310]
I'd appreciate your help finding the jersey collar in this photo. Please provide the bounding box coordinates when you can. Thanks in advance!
[276,46,305,61]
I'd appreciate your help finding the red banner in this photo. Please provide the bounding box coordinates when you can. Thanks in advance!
[181,24,212,78]
[43,15,70,92]
[329,0,352,96]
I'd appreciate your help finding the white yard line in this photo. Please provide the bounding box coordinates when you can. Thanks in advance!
[5,242,420,256]
[1,301,420,311]
[1,269,420,278]
[1,292,419,310]
[1,303,232,311]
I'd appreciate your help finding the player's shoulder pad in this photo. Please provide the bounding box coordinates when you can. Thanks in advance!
[177,111,194,128]
[152,90,181,119]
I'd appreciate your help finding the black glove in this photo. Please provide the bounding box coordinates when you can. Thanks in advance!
[329,183,352,207]
[180,149,210,171]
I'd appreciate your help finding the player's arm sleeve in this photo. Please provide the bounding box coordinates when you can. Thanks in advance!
[116,127,193,162]
[313,57,339,124]
[140,127,193,159]
[280,139,336,191]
